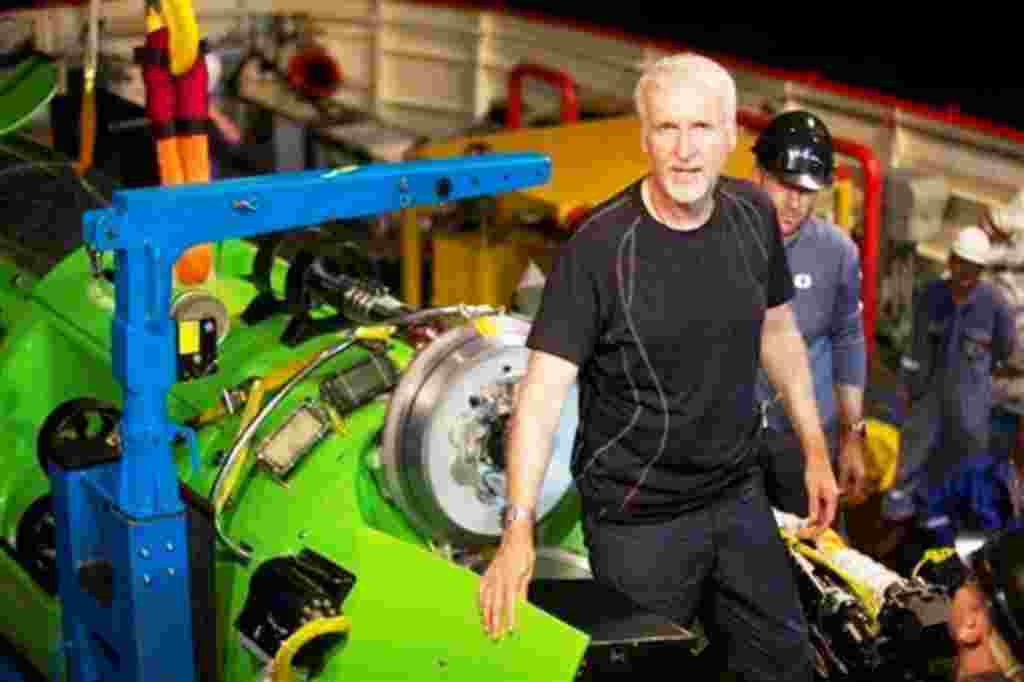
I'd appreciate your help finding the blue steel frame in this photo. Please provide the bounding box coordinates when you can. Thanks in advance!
[46,153,550,682]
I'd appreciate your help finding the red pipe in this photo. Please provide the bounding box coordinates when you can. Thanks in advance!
[737,110,881,362]
[505,62,579,130]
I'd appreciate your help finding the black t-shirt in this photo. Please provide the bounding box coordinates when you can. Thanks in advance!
[526,176,795,523]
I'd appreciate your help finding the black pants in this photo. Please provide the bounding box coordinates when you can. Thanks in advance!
[582,470,814,682]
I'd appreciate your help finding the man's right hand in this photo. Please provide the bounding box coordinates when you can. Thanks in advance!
[478,523,535,639]
[802,447,839,539]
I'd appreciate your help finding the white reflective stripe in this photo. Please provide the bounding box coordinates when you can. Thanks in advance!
[901,356,921,372]
[925,515,951,529]
[828,547,903,597]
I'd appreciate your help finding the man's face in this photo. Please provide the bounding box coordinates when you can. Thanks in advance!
[949,580,988,645]
[641,79,736,208]
[758,169,819,237]
[949,252,984,296]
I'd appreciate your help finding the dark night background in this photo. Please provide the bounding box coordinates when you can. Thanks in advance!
[4,2,1020,134]
[492,10,1023,135]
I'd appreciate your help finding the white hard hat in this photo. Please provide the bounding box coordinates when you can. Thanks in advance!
[951,225,991,266]
[205,52,222,94]
[989,189,1024,236]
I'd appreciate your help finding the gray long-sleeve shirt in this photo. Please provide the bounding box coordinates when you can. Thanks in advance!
[756,217,867,433]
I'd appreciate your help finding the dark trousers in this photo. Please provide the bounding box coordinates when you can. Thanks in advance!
[582,470,814,682]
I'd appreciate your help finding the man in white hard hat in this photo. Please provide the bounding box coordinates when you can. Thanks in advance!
[882,226,1016,547]
[983,190,1024,266]
[981,191,1024,406]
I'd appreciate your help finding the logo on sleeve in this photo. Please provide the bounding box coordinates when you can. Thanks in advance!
[794,273,813,290]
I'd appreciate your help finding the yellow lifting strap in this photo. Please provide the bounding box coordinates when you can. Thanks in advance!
[912,547,959,580]
[74,0,100,176]
[864,417,901,493]
[780,529,885,628]
[150,0,201,76]
[271,616,351,682]
[190,326,400,428]
[212,378,266,511]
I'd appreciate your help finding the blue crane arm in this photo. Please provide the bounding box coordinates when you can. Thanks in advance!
[79,152,550,518]
[47,152,548,682]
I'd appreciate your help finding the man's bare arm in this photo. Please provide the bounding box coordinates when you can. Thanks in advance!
[761,302,838,533]
[505,349,580,514]
[835,383,868,500]
[479,348,578,638]
[761,303,827,457]
[835,385,864,426]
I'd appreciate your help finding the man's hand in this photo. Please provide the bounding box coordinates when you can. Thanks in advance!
[802,449,839,539]
[475,350,578,640]
[994,363,1024,379]
[837,435,868,504]
[478,524,535,639]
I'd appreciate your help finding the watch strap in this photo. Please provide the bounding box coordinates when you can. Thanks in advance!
[501,505,535,529]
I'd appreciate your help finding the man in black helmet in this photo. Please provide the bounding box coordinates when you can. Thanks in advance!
[752,109,869,534]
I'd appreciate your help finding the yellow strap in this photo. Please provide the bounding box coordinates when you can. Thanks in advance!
[782,530,883,627]
[324,404,348,438]
[75,0,99,176]
[865,417,901,492]
[214,379,265,510]
[158,0,201,76]
[197,329,393,429]
[354,325,396,341]
[272,616,351,682]
[145,8,165,33]
[472,316,498,337]
[912,547,958,580]
[263,352,323,392]
[191,394,237,428]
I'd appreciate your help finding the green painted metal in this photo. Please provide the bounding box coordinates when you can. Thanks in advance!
[0,56,57,137]
[0,234,589,681]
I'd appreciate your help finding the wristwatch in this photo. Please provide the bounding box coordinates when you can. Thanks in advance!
[843,419,867,439]
[501,505,535,530]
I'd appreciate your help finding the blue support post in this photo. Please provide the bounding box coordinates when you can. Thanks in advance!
[47,153,549,682]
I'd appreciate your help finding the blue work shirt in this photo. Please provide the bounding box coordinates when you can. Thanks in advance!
[756,217,866,433]
[900,278,1015,429]
[921,451,1024,547]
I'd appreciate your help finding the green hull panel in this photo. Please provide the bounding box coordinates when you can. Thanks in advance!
[0,56,57,137]
[0,238,589,681]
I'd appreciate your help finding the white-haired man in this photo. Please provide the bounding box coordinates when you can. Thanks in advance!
[477,52,838,681]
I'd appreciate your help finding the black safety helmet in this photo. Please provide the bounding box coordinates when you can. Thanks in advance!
[971,528,1024,662]
[752,110,835,191]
